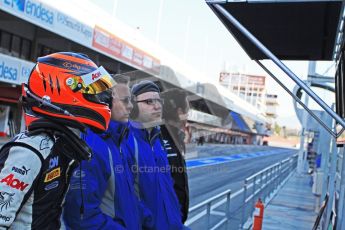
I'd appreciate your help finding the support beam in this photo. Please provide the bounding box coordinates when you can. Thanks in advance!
[213,3,345,136]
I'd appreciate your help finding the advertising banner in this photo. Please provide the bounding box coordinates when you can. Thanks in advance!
[0,53,35,85]
[219,72,266,86]
[0,0,93,47]
[55,11,93,47]
[1,0,55,27]
[92,25,160,74]
[0,0,160,74]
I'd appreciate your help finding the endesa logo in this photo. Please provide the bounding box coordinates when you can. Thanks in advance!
[3,0,25,12]
[91,71,101,80]
[25,0,54,25]
[0,61,18,81]
[0,174,29,191]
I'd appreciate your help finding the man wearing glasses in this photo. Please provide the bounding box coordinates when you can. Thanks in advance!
[129,80,184,230]
[63,75,152,229]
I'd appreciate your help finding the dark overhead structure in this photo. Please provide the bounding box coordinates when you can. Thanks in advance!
[207,2,345,229]
[207,0,345,137]
[208,1,342,60]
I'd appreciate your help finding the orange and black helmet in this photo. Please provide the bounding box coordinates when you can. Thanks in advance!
[25,52,116,132]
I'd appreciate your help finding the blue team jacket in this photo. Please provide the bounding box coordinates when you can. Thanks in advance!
[128,124,183,230]
[63,121,152,229]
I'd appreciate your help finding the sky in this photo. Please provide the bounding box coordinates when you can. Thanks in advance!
[88,0,336,129]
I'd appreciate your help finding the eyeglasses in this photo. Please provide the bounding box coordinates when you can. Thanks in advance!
[136,98,164,106]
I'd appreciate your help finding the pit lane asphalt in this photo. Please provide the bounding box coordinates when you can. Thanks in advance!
[186,145,296,229]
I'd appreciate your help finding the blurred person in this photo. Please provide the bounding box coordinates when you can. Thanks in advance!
[161,88,190,223]
[129,80,184,229]
[63,74,152,229]
[197,136,205,146]
[0,52,113,229]
[307,140,316,174]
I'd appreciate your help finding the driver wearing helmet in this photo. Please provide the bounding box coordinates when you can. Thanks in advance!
[0,52,115,229]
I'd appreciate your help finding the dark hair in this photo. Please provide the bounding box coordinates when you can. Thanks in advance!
[161,88,189,121]
[112,74,130,85]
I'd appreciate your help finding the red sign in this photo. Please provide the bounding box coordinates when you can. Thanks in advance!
[92,71,101,80]
[247,75,265,86]
[92,26,160,74]
[219,72,266,86]
[1,174,29,191]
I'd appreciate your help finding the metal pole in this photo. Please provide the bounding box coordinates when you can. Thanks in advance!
[252,176,256,213]
[155,0,164,44]
[206,202,211,229]
[332,1,345,60]
[256,61,335,137]
[323,133,338,229]
[320,112,333,200]
[266,169,270,198]
[275,165,278,191]
[262,171,266,200]
[336,147,345,230]
[278,162,282,188]
[213,3,345,131]
[183,16,192,62]
[260,173,264,199]
[264,171,268,199]
[269,168,273,195]
[226,191,231,229]
[241,180,248,229]
[111,0,119,18]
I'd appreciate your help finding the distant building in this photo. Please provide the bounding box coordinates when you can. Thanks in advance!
[219,72,267,113]
[219,72,279,131]
[265,94,279,123]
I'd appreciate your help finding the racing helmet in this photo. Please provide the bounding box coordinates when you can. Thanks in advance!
[24,52,116,132]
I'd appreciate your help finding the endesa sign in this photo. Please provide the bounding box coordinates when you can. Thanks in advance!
[92,26,160,74]
[1,0,161,74]
[1,0,54,26]
[0,53,35,85]
[1,0,93,47]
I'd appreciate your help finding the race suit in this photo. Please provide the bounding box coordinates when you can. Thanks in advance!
[0,127,79,229]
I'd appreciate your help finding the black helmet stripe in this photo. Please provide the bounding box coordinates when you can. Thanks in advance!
[38,56,97,76]
[49,74,53,93]
[42,73,47,92]
[56,76,60,95]
[58,52,91,61]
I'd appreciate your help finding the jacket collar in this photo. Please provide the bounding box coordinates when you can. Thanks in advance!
[130,121,161,142]
[101,120,128,147]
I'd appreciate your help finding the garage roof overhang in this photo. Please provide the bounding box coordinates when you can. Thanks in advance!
[207,0,343,60]
[207,0,345,137]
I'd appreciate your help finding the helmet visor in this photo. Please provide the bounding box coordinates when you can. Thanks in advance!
[67,66,117,94]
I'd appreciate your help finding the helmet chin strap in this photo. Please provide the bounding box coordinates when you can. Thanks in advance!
[25,90,73,116]
[24,89,88,132]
